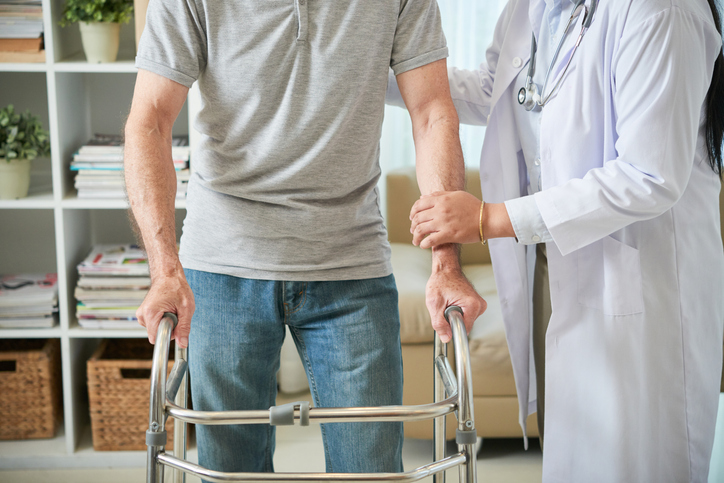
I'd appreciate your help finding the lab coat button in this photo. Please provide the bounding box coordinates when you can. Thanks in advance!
[487,114,491,123]
[534,158,540,166]
[512,57,522,68]
[531,235,541,242]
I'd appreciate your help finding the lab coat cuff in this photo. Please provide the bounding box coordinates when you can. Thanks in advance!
[504,196,552,245]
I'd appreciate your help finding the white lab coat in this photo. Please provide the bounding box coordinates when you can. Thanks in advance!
[389,0,724,480]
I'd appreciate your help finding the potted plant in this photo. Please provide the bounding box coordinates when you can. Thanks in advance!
[0,105,51,200]
[59,0,134,63]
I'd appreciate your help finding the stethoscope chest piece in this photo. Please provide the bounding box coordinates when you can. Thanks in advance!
[518,83,539,111]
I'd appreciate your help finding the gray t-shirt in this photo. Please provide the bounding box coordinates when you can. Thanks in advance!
[136,0,448,281]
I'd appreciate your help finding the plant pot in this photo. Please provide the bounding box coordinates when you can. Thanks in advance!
[0,158,32,200]
[79,22,120,63]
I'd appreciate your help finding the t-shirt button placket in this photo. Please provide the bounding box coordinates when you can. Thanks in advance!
[295,0,308,42]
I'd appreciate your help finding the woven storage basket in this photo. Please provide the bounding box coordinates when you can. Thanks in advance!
[0,339,62,440]
[87,338,175,451]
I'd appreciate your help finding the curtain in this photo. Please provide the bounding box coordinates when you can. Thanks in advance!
[379,0,508,217]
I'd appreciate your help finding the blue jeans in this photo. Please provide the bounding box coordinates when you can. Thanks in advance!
[185,269,404,477]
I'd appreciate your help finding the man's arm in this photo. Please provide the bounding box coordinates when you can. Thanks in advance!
[396,58,487,343]
[124,69,194,348]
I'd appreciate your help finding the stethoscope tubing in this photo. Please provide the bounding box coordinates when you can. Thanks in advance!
[519,0,598,110]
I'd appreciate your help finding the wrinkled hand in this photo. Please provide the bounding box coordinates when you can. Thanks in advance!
[410,191,482,249]
[137,269,195,348]
[426,266,487,343]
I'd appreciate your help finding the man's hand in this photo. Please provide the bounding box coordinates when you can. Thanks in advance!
[411,191,481,248]
[136,266,195,348]
[426,255,487,343]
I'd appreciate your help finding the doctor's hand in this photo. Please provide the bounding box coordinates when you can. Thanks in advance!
[410,191,482,248]
[136,265,195,349]
[426,245,487,343]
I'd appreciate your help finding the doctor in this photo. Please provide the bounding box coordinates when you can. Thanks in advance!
[389,0,724,480]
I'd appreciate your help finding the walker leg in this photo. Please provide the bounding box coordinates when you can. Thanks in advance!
[433,334,447,483]
[173,345,188,483]
[146,314,177,483]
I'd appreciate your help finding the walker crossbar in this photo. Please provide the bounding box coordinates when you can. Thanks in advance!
[147,306,478,483]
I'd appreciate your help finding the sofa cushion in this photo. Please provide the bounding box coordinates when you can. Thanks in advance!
[391,243,517,396]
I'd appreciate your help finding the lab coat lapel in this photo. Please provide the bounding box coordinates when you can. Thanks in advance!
[489,0,534,111]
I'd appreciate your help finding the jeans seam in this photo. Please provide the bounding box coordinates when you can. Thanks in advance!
[285,282,307,316]
[290,325,333,471]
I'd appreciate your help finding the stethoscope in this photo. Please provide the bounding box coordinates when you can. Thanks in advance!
[517,0,598,111]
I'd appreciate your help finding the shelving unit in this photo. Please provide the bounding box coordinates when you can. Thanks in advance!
[0,0,191,469]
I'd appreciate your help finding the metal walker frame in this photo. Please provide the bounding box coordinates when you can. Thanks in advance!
[146,306,477,483]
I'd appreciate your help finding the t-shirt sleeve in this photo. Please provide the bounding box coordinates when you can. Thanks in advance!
[390,0,448,75]
[135,0,207,88]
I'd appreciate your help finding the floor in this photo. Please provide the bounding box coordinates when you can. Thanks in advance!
[0,424,543,483]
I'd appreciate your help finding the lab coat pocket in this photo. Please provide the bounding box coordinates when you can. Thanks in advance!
[577,236,644,316]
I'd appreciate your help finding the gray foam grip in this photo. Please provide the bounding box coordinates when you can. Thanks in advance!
[146,429,167,446]
[270,401,310,426]
[456,428,478,445]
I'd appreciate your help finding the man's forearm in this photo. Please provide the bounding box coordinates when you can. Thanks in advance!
[124,117,181,280]
[412,102,466,268]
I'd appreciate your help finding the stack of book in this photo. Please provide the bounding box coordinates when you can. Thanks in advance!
[0,0,44,63]
[71,134,190,200]
[0,273,58,328]
[75,244,150,329]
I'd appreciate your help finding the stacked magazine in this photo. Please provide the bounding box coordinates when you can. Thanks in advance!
[0,273,58,328]
[75,245,150,329]
[0,0,44,40]
[71,134,190,199]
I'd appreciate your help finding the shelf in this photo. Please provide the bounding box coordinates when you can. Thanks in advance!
[54,52,138,73]
[0,426,68,470]
[0,62,48,72]
[0,327,62,338]
[0,192,55,209]
[0,424,198,469]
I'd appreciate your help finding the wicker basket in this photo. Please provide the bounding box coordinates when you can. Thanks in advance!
[0,339,62,440]
[87,338,175,451]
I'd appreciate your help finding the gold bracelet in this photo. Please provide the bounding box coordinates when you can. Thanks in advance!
[479,200,487,245]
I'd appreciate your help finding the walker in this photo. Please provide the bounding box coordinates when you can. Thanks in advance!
[146,306,478,483]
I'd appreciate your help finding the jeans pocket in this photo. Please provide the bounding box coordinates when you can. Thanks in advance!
[577,236,644,316]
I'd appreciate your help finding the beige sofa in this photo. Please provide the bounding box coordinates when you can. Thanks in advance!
[387,167,538,440]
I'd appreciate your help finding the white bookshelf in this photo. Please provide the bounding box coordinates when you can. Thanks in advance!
[0,0,191,469]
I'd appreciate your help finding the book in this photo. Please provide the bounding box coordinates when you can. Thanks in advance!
[0,273,58,307]
[77,244,149,276]
[78,319,142,329]
[70,161,187,170]
[0,49,43,62]
[77,276,151,289]
[0,314,56,328]
[0,273,58,327]
[0,304,55,315]
[0,36,41,51]
[76,304,139,317]
[74,287,147,300]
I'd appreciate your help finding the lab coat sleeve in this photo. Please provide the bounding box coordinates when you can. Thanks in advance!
[534,6,723,256]
[385,67,490,125]
[385,0,520,126]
